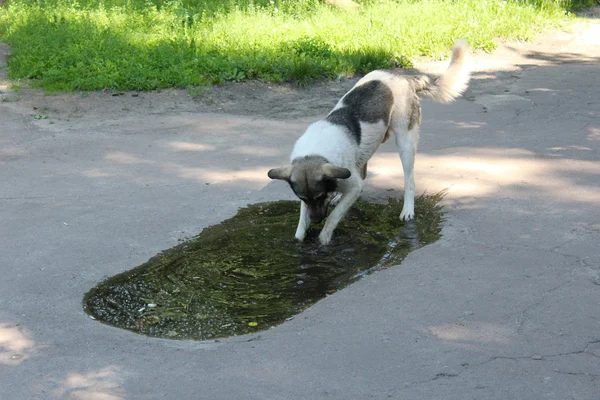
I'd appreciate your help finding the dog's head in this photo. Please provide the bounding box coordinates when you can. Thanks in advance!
[268,156,351,223]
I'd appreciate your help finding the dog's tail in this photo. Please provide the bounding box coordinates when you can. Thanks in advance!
[412,40,470,104]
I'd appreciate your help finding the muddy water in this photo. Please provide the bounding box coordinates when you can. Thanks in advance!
[84,195,444,340]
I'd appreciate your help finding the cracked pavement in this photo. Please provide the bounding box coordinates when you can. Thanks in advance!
[1,19,600,400]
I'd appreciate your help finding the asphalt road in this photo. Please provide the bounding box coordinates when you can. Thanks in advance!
[1,21,599,400]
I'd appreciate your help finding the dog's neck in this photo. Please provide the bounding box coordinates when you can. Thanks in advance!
[291,154,330,167]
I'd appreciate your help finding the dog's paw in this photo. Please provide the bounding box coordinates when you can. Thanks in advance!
[399,208,415,221]
[295,228,307,242]
[330,193,342,207]
[318,231,333,246]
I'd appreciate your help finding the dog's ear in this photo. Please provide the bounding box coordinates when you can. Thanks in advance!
[322,164,351,180]
[267,165,293,181]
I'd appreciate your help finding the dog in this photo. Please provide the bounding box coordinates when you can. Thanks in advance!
[268,40,470,245]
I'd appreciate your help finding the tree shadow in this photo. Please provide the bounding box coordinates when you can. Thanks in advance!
[504,47,600,65]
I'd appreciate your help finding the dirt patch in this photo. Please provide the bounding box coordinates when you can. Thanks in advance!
[192,80,353,119]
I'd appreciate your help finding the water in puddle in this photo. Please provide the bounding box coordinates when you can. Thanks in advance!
[84,194,444,340]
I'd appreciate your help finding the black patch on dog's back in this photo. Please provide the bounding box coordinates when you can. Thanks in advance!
[326,107,361,144]
[343,80,394,123]
[325,80,394,145]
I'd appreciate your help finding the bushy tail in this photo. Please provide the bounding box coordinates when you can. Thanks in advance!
[412,40,471,103]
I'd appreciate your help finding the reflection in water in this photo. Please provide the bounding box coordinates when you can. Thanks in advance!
[84,195,444,340]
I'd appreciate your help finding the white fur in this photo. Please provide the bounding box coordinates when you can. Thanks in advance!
[291,121,356,167]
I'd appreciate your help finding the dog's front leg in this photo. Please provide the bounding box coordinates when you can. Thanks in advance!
[330,192,342,206]
[319,181,362,245]
[295,201,311,241]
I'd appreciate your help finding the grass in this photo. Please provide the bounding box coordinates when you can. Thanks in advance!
[566,0,600,10]
[0,0,576,91]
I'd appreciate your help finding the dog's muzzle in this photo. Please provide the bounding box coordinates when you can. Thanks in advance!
[310,214,325,224]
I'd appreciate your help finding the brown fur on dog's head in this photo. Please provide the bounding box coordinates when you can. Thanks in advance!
[268,156,350,223]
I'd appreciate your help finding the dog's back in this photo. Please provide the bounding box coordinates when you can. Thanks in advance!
[321,40,471,170]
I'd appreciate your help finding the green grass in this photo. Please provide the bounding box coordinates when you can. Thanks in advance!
[566,0,600,10]
[0,0,574,91]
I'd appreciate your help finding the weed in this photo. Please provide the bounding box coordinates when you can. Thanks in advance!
[186,85,206,97]
[8,82,22,92]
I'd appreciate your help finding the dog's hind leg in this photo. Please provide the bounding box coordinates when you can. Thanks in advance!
[394,126,419,221]
[295,201,311,241]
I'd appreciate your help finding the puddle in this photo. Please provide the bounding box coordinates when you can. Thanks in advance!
[84,194,444,340]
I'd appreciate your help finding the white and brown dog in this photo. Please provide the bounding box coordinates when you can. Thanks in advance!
[268,40,470,245]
